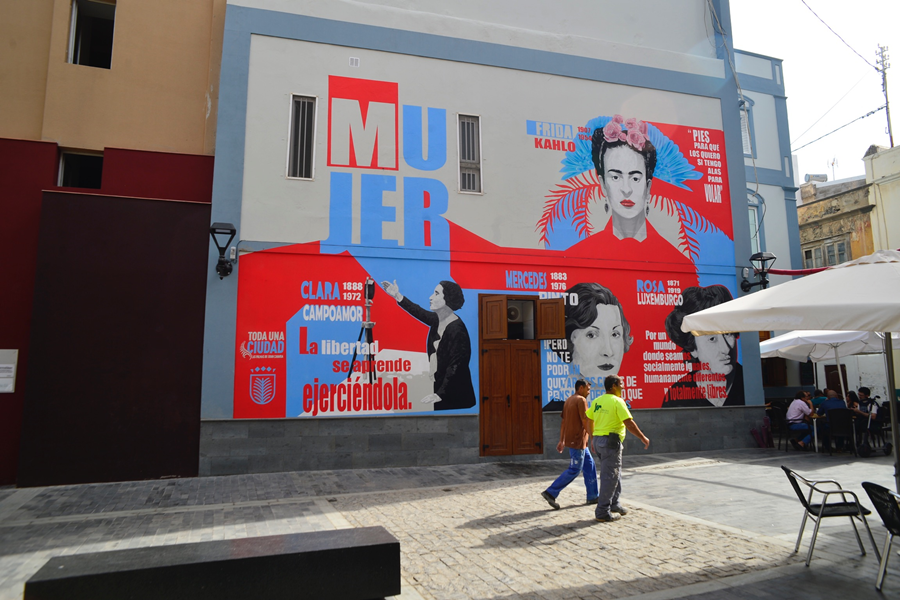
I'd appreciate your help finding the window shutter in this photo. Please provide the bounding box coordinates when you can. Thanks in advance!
[535,298,565,340]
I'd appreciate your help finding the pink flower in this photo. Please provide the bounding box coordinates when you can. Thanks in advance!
[612,114,625,124]
[624,118,638,130]
[627,130,646,150]
[617,132,627,142]
[602,121,622,143]
[639,120,648,135]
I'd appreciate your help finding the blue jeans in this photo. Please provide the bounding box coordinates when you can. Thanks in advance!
[789,422,811,446]
[545,447,599,502]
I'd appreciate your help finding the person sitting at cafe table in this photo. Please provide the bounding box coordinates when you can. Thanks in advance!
[858,387,877,412]
[787,390,814,451]
[810,389,828,408]
[817,389,847,416]
[846,389,877,437]
[816,390,851,450]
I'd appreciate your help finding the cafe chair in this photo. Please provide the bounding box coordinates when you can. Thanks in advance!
[824,408,858,456]
[782,466,881,566]
[767,407,790,451]
[861,481,900,591]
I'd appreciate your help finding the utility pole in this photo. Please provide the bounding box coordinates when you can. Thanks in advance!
[876,44,894,147]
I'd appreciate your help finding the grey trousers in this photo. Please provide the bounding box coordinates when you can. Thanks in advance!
[592,435,622,518]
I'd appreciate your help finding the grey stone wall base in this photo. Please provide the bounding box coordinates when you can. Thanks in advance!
[199,406,767,476]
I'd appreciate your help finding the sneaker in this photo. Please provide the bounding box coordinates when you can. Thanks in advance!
[611,505,629,515]
[595,513,620,522]
[541,491,560,510]
[586,498,599,505]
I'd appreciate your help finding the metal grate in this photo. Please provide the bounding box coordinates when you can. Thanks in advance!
[740,109,752,156]
[289,96,316,179]
[459,115,481,192]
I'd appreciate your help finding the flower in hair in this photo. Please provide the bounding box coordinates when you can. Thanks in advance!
[604,114,649,151]
[603,121,622,143]
[627,129,646,150]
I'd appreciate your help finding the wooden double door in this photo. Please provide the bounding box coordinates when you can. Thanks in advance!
[478,294,565,456]
[481,341,543,455]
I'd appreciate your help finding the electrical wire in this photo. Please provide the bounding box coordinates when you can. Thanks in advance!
[790,72,874,145]
[800,0,879,71]
[793,105,886,151]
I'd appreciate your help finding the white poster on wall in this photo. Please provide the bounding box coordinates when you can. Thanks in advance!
[0,350,18,393]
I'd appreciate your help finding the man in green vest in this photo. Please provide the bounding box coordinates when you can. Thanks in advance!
[586,374,650,522]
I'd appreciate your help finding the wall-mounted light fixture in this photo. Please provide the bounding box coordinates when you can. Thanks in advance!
[209,222,236,279]
[740,251,776,292]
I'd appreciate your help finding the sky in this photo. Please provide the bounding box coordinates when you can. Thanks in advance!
[730,0,900,183]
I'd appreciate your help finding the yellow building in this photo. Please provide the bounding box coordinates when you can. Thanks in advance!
[865,144,900,252]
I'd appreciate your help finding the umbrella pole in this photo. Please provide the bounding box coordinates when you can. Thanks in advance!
[884,332,900,493]
[834,346,847,400]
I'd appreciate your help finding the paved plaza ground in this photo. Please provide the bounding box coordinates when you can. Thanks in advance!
[0,447,897,599]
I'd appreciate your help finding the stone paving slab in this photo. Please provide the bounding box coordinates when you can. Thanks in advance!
[332,478,800,600]
[0,447,897,600]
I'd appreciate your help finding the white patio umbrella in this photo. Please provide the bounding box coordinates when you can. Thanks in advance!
[682,249,900,490]
[760,330,900,398]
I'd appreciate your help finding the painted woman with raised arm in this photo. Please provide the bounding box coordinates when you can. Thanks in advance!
[381,279,476,410]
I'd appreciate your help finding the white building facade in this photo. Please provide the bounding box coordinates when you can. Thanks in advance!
[199,0,799,475]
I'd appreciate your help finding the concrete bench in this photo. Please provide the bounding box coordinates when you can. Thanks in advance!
[24,526,400,600]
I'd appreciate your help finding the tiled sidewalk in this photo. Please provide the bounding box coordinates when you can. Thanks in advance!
[0,449,897,599]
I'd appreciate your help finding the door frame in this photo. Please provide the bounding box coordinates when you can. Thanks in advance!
[477,293,547,456]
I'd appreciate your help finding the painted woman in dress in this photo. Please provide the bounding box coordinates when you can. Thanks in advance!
[381,279,476,410]
[662,285,744,407]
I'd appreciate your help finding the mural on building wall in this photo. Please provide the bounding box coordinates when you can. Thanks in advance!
[233,74,740,418]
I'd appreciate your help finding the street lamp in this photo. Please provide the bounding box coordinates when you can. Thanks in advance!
[740,252,776,292]
[209,222,236,279]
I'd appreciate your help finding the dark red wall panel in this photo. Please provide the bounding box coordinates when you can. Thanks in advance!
[18,192,210,486]
[0,139,59,485]
[100,148,214,203]
[2,137,214,485]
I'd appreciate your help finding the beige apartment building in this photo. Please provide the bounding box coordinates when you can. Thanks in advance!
[1,0,225,486]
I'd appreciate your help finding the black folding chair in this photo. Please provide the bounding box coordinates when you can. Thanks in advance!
[782,466,880,566]
[825,408,858,455]
[862,481,900,591]
[768,407,790,451]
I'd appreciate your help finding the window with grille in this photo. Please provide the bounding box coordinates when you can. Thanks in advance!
[458,114,482,193]
[739,97,755,158]
[288,95,316,179]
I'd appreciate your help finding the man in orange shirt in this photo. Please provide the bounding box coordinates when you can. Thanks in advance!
[541,380,599,509]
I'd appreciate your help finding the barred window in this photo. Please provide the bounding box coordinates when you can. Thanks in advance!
[288,95,316,179]
[739,97,756,158]
[458,114,482,193]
